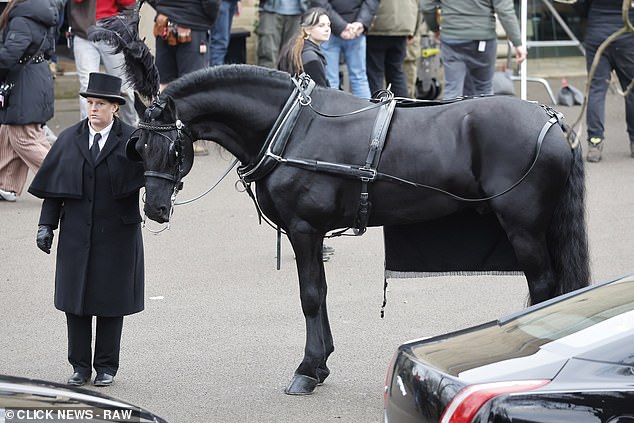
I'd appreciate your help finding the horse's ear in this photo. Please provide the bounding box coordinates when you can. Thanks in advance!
[163,95,178,120]
[133,91,148,120]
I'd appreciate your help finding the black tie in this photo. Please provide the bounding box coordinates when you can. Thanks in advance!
[91,133,102,163]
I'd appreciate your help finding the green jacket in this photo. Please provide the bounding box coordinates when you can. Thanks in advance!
[368,0,419,36]
[421,0,522,47]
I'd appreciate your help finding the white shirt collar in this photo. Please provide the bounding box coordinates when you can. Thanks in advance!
[89,120,115,148]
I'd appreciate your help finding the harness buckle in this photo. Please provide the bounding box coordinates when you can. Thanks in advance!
[359,167,377,182]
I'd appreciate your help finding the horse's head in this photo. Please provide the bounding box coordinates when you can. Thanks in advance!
[126,96,194,223]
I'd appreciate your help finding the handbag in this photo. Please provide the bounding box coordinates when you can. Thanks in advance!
[0,35,48,109]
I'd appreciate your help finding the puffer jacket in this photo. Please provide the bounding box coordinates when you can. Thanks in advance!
[0,0,58,125]
[310,0,379,36]
[368,0,418,36]
[147,0,220,31]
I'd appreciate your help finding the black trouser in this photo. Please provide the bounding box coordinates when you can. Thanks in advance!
[66,313,124,377]
[366,35,409,98]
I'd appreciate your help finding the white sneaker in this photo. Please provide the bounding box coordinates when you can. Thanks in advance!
[0,188,17,202]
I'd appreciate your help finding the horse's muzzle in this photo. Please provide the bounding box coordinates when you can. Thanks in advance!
[144,203,170,223]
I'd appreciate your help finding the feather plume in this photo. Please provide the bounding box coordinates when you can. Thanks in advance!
[88,0,160,99]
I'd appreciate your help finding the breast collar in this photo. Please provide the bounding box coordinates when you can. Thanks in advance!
[236,73,316,183]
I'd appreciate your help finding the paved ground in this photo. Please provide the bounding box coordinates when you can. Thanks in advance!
[1,74,633,422]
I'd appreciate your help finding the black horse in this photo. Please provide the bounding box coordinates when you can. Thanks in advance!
[128,64,589,395]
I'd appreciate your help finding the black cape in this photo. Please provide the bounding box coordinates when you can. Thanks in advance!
[29,118,144,199]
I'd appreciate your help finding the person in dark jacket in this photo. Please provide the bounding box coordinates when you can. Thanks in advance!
[146,0,219,155]
[582,0,634,163]
[366,0,419,97]
[277,7,331,87]
[147,0,219,89]
[0,0,57,202]
[310,0,379,98]
[29,73,145,388]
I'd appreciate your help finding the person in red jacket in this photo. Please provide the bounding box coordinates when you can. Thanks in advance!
[68,0,138,126]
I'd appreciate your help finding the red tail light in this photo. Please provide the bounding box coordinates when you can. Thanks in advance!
[439,379,550,423]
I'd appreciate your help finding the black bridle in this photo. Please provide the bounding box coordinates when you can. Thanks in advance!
[133,100,193,194]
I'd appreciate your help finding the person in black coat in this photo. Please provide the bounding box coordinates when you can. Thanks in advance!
[0,0,57,202]
[29,73,145,387]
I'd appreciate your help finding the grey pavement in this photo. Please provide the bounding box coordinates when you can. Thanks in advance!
[1,70,634,422]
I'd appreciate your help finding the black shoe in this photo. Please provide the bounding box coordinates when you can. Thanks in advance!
[67,372,90,386]
[93,373,114,387]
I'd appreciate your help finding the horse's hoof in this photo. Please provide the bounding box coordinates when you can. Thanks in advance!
[284,374,319,395]
[316,365,330,385]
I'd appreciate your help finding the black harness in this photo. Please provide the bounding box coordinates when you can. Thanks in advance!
[237,74,398,235]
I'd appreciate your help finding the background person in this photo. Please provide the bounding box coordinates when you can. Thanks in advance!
[28,73,145,388]
[421,0,527,99]
[68,0,138,126]
[310,0,379,99]
[209,0,240,66]
[277,7,330,86]
[365,0,419,97]
[0,0,57,202]
[256,0,309,69]
[580,0,634,163]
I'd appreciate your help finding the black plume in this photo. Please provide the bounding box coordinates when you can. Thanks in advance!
[88,0,160,99]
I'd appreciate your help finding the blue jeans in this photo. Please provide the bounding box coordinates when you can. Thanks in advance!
[209,0,238,66]
[321,35,371,98]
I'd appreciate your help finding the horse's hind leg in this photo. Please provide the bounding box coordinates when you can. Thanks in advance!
[499,221,556,305]
[284,230,334,395]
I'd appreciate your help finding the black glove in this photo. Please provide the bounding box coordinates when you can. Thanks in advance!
[36,225,54,254]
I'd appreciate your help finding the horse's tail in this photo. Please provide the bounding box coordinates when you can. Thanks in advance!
[546,133,590,297]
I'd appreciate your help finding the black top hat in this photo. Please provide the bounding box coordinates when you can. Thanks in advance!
[79,73,127,105]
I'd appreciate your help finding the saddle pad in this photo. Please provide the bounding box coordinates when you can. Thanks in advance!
[384,209,522,278]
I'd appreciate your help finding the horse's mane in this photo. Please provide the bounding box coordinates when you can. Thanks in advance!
[162,64,293,99]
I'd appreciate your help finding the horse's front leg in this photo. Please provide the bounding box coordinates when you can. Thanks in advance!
[285,230,334,395]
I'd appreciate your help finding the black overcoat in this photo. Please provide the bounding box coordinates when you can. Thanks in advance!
[29,118,145,317]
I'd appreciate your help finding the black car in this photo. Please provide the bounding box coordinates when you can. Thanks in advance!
[384,274,634,423]
[0,374,167,423]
